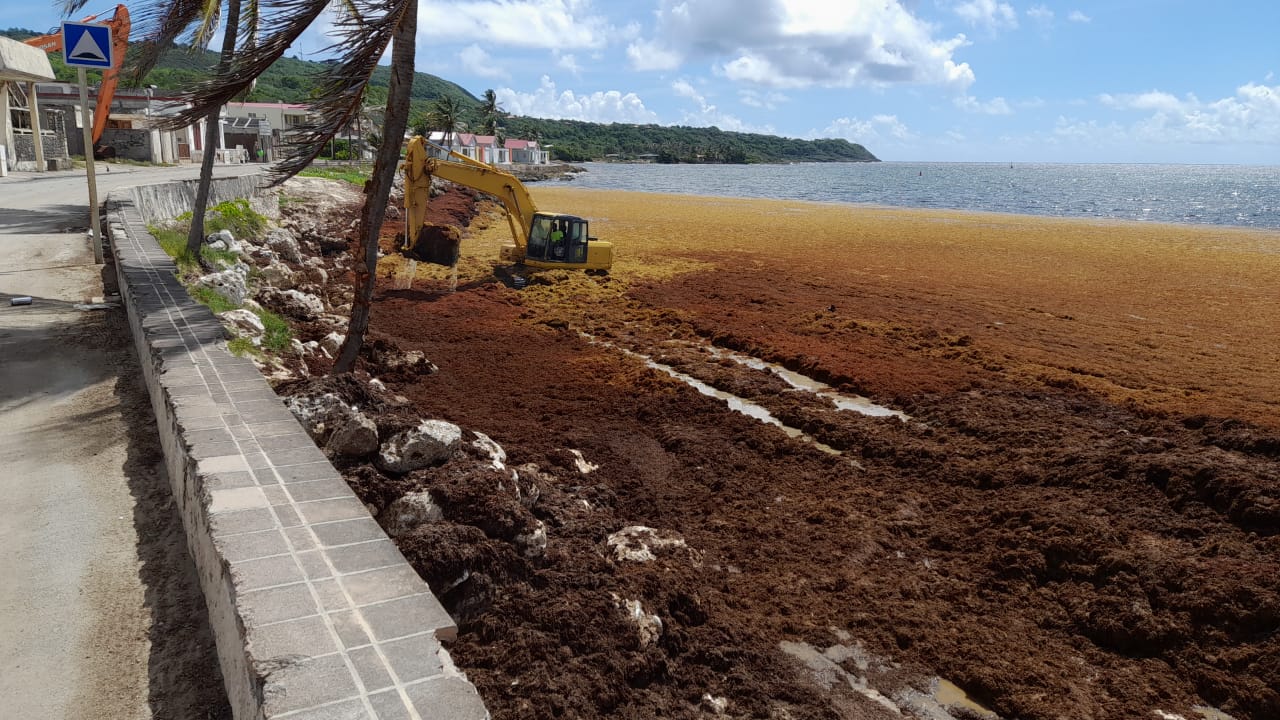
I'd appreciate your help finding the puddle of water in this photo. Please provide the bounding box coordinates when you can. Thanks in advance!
[934,678,998,718]
[585,335,842,454]
[705,347,910,421]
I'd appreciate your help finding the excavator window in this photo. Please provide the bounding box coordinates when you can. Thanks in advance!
[566,220,588,263]
[528,216,551,260]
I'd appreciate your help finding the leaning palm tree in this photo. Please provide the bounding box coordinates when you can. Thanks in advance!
[480,88,502,136]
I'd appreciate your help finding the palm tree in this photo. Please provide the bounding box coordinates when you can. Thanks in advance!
[426,95,462,148]
[331,4,416,372]
[480,88,502,136]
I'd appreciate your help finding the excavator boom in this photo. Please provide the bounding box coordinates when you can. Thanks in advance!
[24,4,131,157]
[402,136,612,272]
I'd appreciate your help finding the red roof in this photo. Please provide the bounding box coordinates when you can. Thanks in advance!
[504,139,532,149]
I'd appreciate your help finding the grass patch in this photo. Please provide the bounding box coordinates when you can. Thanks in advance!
[257,309,293,353]
[189,285,240,314]
[227,337,259,357]
[300,165,371,186]
[176,198,269,242]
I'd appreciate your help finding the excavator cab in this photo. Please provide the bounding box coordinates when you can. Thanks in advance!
[526,213,590,265]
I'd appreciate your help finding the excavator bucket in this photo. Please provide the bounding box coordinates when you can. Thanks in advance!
[404,223,461,267]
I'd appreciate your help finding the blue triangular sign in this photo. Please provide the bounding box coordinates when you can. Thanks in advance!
[62,22,113,69]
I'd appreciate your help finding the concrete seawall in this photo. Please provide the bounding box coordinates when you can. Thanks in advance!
[104,176,488,720]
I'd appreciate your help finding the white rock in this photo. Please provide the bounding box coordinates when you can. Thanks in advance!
[615,596,663,647]
[264,228,303,264]
[218,308,265,336]
[206,229,235,245]
[376,419,462,473]
[285,393,352,443]
[260,261,298,289]
[321,332,345,355]
[380,491,444,537]
[472,432,507,471]
[325,410,379,458]
[289,339,306,357]
[194,267,248,306]
[262,288,325,320]
[515,520,547,558]
[569,449,598,474]
[606,526,688,563]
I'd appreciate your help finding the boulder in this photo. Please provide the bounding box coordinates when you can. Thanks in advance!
[376,420,461,474]
[205,229,235,246]
[515,520,547,558]
[218,308,265,338]
[285,392,351,443]
[325,411,379,458]
[320,332,345,356]
[260,287,325,320]
[606,526,688,563]
[472,432,507,471]
[380,491,443,538]
[194,266,248,306]
[260,261,298,289]
[264,228,304,264]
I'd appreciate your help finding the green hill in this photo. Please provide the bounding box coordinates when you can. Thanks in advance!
[0,29,878,164]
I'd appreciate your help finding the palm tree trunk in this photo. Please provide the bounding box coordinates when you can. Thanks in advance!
[185,0,242,259]
[333,0,416,373]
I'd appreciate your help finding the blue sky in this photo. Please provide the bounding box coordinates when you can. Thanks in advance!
[8,1,1279,163]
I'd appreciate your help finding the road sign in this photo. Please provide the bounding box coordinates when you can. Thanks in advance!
[61,22,113,69]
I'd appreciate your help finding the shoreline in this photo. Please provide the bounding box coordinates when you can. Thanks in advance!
[506,185,1280,428]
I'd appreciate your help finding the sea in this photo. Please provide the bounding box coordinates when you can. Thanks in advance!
[563,162,1280,230]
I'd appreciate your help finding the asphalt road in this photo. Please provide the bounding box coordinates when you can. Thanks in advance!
[0,163,253,719]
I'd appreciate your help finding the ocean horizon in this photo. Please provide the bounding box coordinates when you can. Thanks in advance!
[564,161,1280,231]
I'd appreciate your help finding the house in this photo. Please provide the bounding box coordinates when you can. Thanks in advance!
[223,101,313,162]
[504,138,548,165]
[24,83,203,164]
[426,131,546,165]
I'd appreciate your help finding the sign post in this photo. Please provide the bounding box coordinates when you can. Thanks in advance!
[62,21,113,264]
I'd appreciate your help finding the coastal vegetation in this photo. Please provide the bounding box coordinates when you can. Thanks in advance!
[1,29,877,164]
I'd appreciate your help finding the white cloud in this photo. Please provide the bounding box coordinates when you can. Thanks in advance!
[820,114,913,144]
[420,0,611,49]
[1068,10,1091,23]
[496,75,660,124]
[668,79,772,133]
[555,51,582,75]
[1026,4,1054,29]
[955,94,1013,114]
[952,0,1018,33]
[627,37,683,71]
[630,0,975,91]
[458,44,507,79]
[1082,82,1280,146]
[739,89,788,109]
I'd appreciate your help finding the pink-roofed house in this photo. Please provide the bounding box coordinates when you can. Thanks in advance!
[505,138,548,165]
[473,135,509,165]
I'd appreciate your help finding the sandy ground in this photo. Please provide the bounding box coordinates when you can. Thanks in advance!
[277,184,1279,720]
[0,166,234,719]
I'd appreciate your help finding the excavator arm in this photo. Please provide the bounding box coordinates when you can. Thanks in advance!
[403,135,538,257]
[401,135,612,271]
[24,4,131,156]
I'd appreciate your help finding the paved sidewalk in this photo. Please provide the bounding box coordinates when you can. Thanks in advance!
[0,163,255,719]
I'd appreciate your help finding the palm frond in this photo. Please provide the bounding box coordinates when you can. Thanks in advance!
[157,0,331,133]
[126,0,222,84]
[191,0,223,48]
[268,0,415,182]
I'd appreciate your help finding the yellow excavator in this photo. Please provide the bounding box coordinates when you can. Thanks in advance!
[401,135,613,272]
